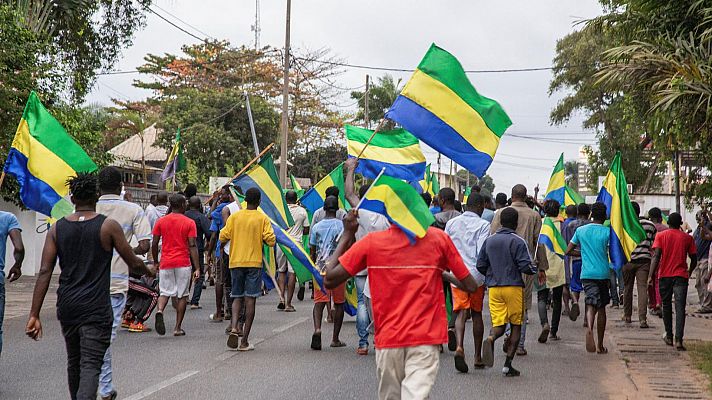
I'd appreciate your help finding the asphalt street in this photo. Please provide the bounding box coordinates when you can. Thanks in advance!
[1,283,619,399]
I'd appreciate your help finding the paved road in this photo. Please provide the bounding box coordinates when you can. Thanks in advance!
[1,281,621,399]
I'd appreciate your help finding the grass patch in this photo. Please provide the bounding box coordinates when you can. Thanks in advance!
[688,341,712,392]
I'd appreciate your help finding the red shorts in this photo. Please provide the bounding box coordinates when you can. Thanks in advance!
[452,285,485,312]
[314,281,346,304]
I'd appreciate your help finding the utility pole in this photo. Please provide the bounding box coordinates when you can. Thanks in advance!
[278,0,291,186]
[245,92,260,157]
[251,0,261,50]
[673,150,681,213]
[364,74,370,129]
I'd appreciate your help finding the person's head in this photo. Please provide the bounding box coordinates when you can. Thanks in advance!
[696,210,709,224]
[68,172,99,208]
[245,187,261,209]
[454,199,463,213]
[543,199,561,218]
[323,195,339,217]
[667,212,683,229]
[421,192,432,208]
[168,193,187,213]
[511,184,527,202]
[565,204,577,218]
[525,195,535,209]
[648,207,663,223]
[591,202,607,223]
[97,166,122,195]
[495,192,508,209]
[220,185,232,203]
[188,196,202,210]
[325,186,340,198]
[285,190,298,204]
[432,195,440,208]
[500,207,519,230]
[471,184,481,194]
[483,194,494,210]
[156,191,168,206]
[577,203,591,219]
[149,194,158,207]
[358,184,370,199]
[466,192,485,216]
[439,188,456,209]
[184,183,197,199]
[631,201,641,218]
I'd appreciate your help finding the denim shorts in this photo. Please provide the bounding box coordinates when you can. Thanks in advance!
[582,279,611,308]
[230,268,262,298]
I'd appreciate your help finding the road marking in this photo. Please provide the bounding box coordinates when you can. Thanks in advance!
[124,370,199,400]
[273,317,309,334]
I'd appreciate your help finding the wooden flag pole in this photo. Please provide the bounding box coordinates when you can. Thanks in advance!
[0,171,5,191]
[355,118,388,160]
[230,142,274,181]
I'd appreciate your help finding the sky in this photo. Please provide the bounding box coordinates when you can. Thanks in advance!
[88,0,604,195]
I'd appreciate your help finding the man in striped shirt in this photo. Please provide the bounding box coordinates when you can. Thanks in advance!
[622,202,657,329]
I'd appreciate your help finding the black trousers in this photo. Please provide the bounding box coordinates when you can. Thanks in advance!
[61,321,111,400]
[659,277,689,342]
[537,285,563,335]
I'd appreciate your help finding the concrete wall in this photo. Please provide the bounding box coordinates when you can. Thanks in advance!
[1,200,49,277]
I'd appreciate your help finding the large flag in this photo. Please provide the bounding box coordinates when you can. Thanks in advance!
[271,220,325,291]
[233,154,294,229]
[596,152,646,270]
[386,44,512,177]
[3,91,97,218]
[360,174,435,242]
[539,217,567,258]
[564,186,585,206]
[299,164,350,214]
[161,129,186,182]
[346,125,425,182]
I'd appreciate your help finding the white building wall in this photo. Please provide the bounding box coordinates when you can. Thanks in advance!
[1,200,49,277]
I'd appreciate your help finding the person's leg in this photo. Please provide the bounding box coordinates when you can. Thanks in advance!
[332,302,345,345]
[0,274,4,356]
[375,348,406,400]
[230,268,244,333]
[551,286,563,337]
[636,263,650,326]
[286,272,296,308]
[214,255,225,317]
[673,277,689,347]
[241,296,256,347]
[401,345,440,398]
[570,260,582,320]
[562,286,572,315]
[240,268,261,348]
[504,324,522,376]
[472,311,484,365]
[609,269,619,307]
[585,304,597,352]
[659,277,674,343]
[355,275,370,351]
[99,293,126,398]
[537,288,549,327]
[175,297,187,333]
[76,323,111,400]
[223,254,232,318]
[596,307,607,353]
[313,302,326,334]
[698,260,712,312]
[622,262,636,321]
[276,250,287,307]
[61,323,81,400]
[518,310,528,353]
[190,251,205,306]
[454,307,468,372]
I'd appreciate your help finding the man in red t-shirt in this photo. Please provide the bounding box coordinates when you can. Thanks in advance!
[648,212,697,351]
[151,194,200,337]
[324,210,478,399]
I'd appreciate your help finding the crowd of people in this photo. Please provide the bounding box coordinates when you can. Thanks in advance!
[0,160,709,400]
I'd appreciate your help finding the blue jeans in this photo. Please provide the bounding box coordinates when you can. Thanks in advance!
[0,273,5,356]
[99,293,126,397]
[355,276,370,348]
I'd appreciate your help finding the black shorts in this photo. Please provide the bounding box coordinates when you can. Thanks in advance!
[582,279,611,308]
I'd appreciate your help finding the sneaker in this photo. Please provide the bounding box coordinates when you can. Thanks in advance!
[538,323,550,344]
[101,389,118,400]
[639,320,649,329]
[503,365,521,377]
[121,319,131,329]
[128,321,151,333]
[190,304,201,310]
[663,333,673,346]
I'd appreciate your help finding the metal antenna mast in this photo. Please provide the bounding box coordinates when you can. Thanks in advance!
[251,0,261,49]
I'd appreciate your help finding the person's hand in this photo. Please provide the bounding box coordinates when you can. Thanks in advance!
[26,316,42,340]
[343,209,359,235]
[145,265,157,278]
[193,269,201,281]
[7,263,22,282]
[537,270,546,286]
[647,276,654,287]
[344,157,359,172]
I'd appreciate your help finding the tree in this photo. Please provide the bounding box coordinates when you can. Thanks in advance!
[564,160,579,190]
[350,74,402,127]
[456,170,495,194]
[290,145,347,184]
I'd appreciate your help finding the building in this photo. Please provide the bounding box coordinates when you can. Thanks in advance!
[108,124,166,189]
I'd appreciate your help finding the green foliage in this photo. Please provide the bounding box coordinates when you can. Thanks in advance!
[350,75,402,127]
[290,145,347,184]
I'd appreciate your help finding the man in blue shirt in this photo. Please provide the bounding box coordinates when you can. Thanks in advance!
[207,186,232,322]
[566,202,611,354]
[0,211,24,357]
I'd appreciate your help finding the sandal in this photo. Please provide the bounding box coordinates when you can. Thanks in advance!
[155,312,166,336]
[227,332,240,349]
[277,301,286,311]
[209,313,224,322]
[585,330,596,353]
[311,333,322,350]
[596,346,608,354]
[330,340,347,348]
[173,329,186,337]
[454,350,468,373]
[238,343,255,351]
[284,305,296,312]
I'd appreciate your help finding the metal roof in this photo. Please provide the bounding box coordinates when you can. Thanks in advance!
[108,124,168,162]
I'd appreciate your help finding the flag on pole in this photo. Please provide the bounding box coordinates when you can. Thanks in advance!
[544,153,583,207]
[271,220,325,291]
[386,44,512,177]
[360,174,435,242]
[161,129,186,182]
[411,164,440,195]
[539,217,567,258]
[596,152,646,270]
[564,186,585,206]
[233,154,294,229]
[299,164,350,214]
[3,91,97,218]
[345,125,426,181]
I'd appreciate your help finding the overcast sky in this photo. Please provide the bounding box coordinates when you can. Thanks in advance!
[88,0,603,195]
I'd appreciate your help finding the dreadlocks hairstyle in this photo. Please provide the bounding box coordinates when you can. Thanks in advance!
[67,172,99,204]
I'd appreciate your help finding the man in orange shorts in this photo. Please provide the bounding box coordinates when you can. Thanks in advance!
[309,196,346,350]
[445,193,490,373]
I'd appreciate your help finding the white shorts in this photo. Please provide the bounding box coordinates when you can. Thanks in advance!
[159,267,191,298]
[276,248,293,273]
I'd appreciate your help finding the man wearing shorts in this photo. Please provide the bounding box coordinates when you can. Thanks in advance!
[477,207,537,377]
[309,196,346,350]
[219,188,275,351]
[277,190,309,312]
[566,202,611,354]
[565,203,591,322]
[445,193,490,373]
[151,194,200,337]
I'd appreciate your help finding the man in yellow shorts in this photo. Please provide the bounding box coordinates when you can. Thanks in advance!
[477,207,538,376]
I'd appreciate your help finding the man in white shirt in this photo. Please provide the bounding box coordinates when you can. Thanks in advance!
[445,192,490,373]
[311,185,347,226]
[277,191,310,312]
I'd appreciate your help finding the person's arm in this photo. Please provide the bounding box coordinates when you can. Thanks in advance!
[343,158,360,208]
[310,245,317,263]
[324,210,359,289]
[105,219,152,276]
[516,241,537,275]
[688,253,698,277]
[442,234,478,292]
[648,248,662,286]
[221,206,231,229]
[134,239,150,256]
[200,215,211,239]
[188,237,200,279]
[476,241,490,276]
[262,217,276,247]
[26,225,58,340]
[565,242,580,257]
[7,229,25,282]
[151,234,161,270]
[207,231,217,264]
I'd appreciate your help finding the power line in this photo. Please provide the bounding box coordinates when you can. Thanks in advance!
[151,4,216,40]
[147,6,208,43]
[507,133,595,144]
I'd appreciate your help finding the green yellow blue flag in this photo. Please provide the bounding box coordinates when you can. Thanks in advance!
[161,129,186,182]
[539,217,567,258]
[360,173,435,242]
[386,44,512,177]
[299,164,350,214]
[596,152,646,270]
[346,125,425,181]
[3,91,97,218]
[233,154,294,229]
[344,278,358,316]
[544,153,583,207]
